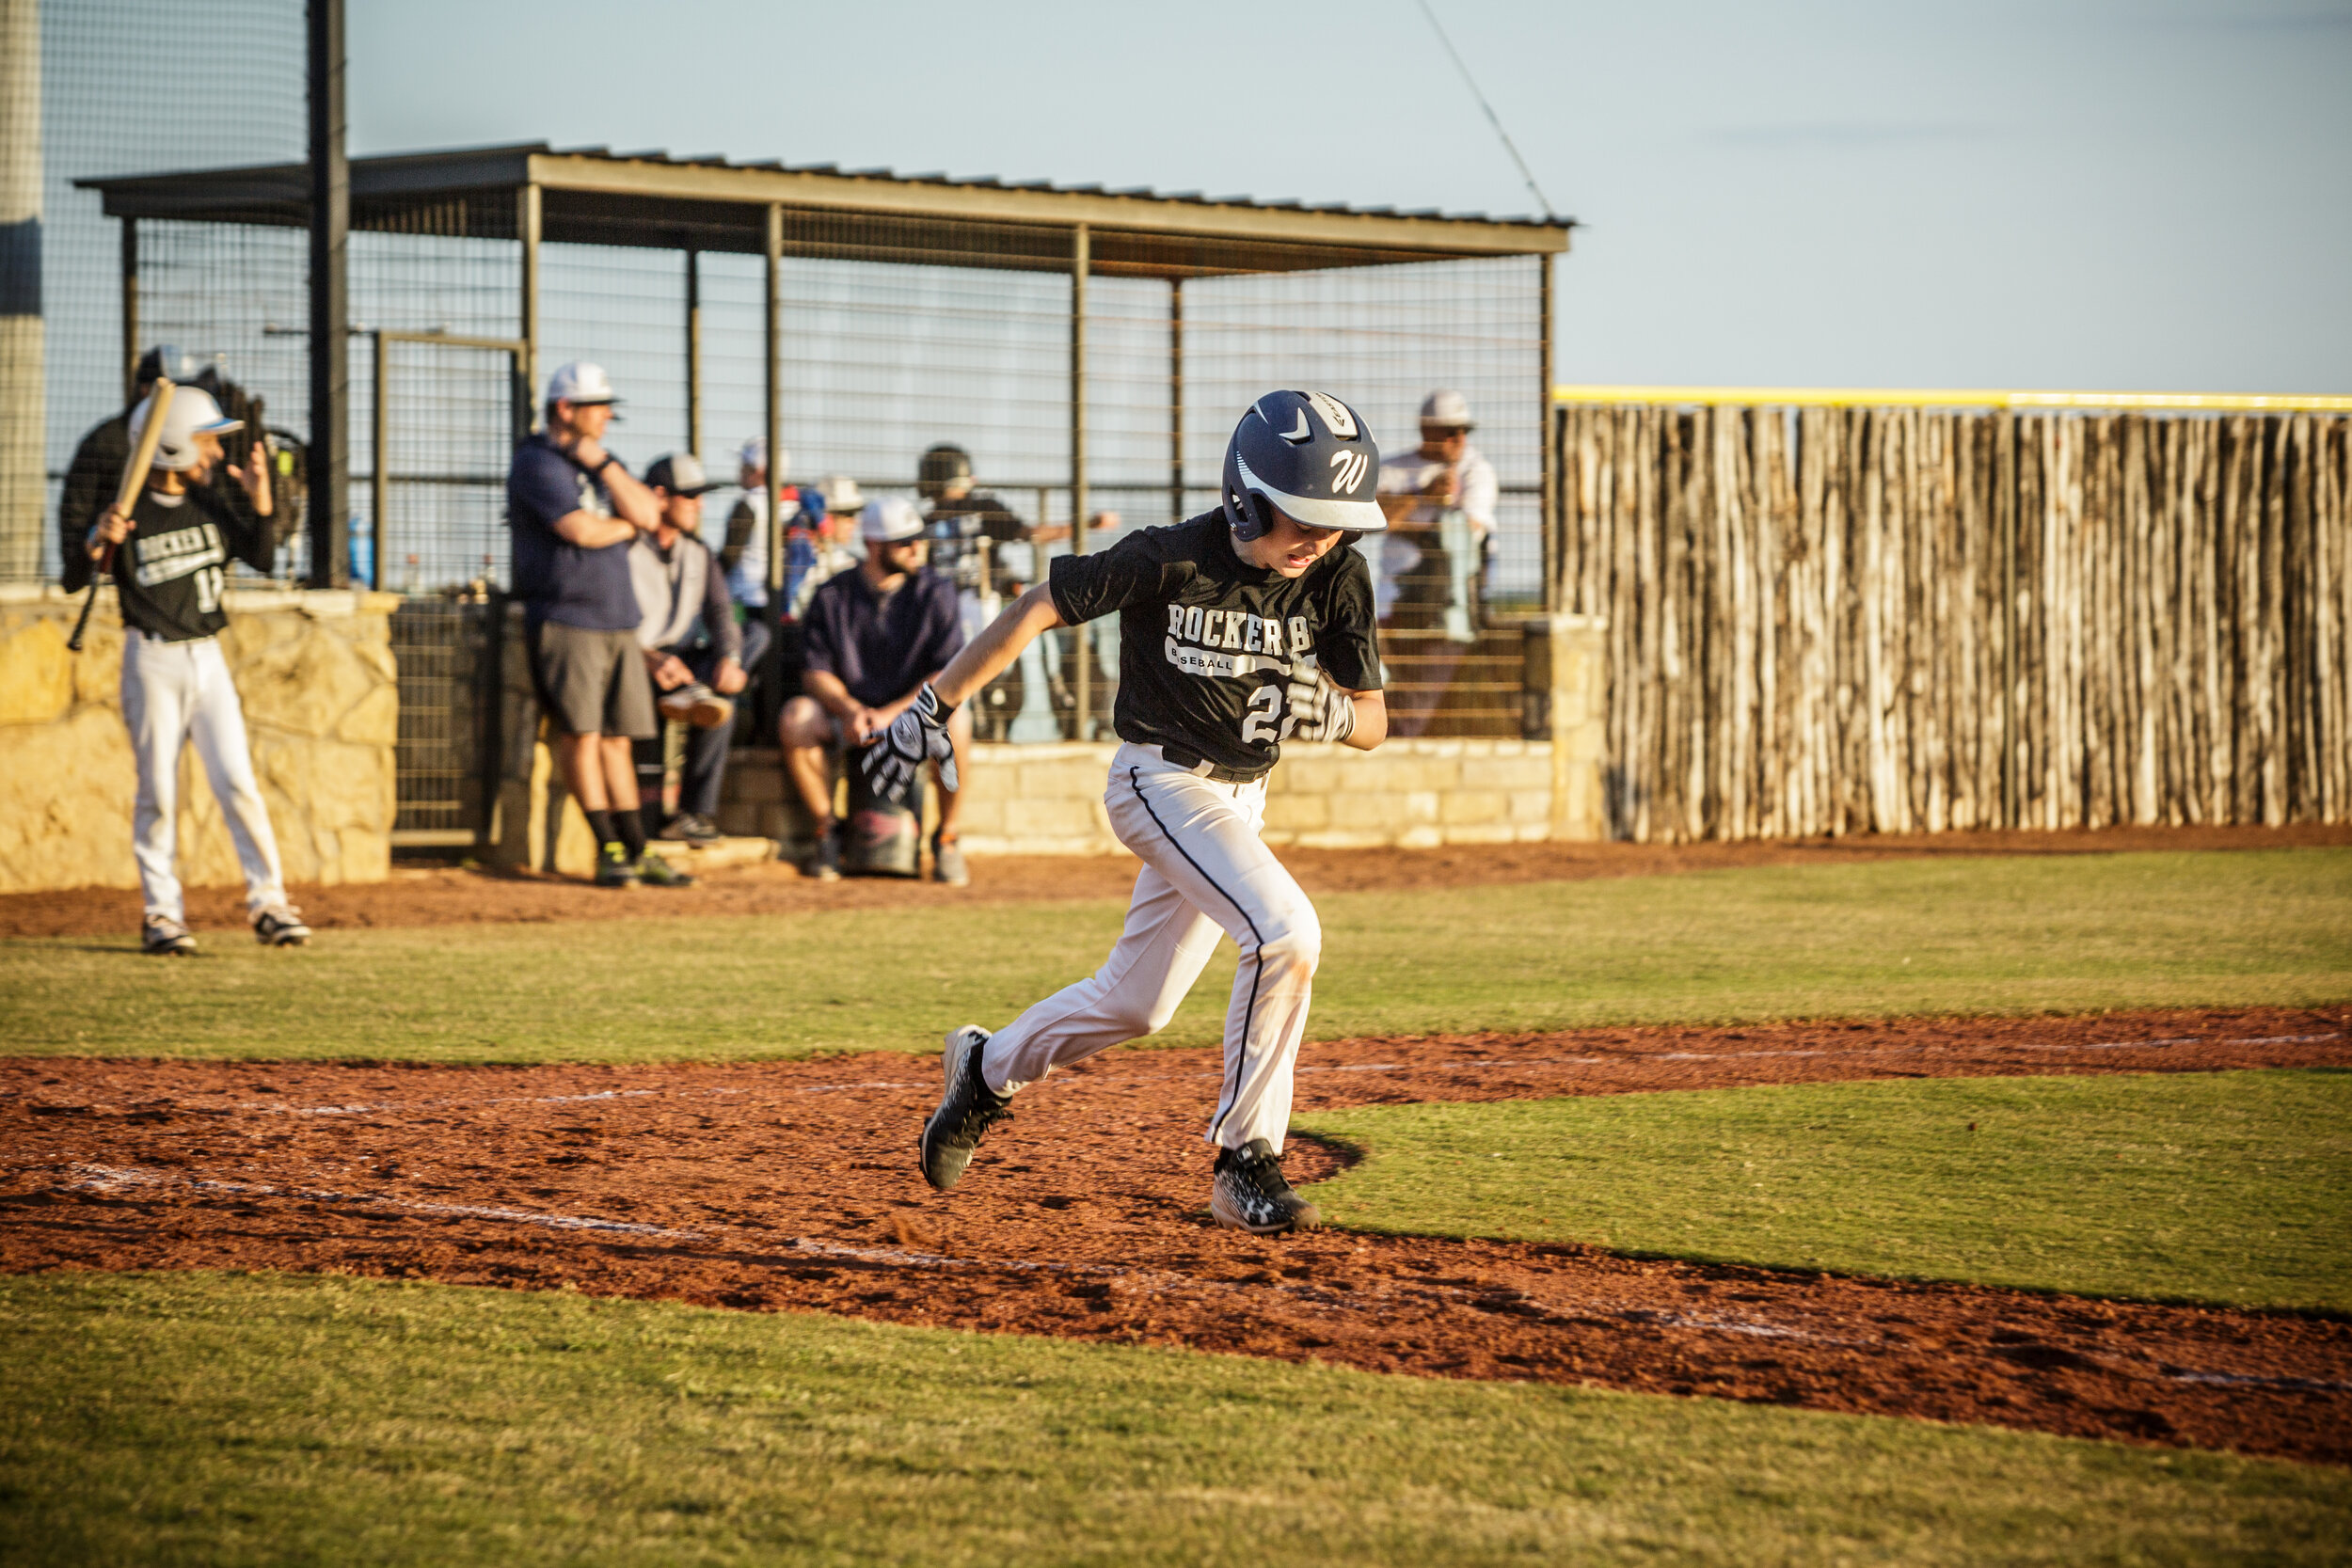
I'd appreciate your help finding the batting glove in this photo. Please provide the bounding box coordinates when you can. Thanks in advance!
[861,683,959,806]
[1282,663,1357,743]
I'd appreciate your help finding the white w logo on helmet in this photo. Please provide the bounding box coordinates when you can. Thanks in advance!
[1327,449,1369,494]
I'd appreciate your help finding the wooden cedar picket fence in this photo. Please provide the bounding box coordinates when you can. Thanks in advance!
[1550,390,2352,842]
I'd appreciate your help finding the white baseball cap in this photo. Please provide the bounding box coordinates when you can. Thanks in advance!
[822,475,865,515]
[860,496,925,544]
[546,360,620,406]
[1420,389,1475,430]
[129,386,243,472]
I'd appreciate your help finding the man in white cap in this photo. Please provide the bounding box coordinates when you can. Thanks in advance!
[505,361,690,888]
[780,496,971,882]
[85,385,309,955]
[1372,388,1499,641]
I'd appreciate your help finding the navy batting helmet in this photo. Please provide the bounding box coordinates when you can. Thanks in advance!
[1220,390,1386,542]
[917,442,973,501]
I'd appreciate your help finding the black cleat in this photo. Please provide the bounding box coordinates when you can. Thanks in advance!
[141,915,199,957]
[1210,1138,1324,1234]
[634,851,695,889]
[919,1025,1013,1192]
[252,906,310,947]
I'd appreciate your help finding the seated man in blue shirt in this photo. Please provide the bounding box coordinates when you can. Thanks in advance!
[782,497,969,883]
[505,361,691,888]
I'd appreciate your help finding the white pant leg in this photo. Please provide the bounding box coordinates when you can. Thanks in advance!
[984,745,1321,1153]
[122,635,203,921]
[1109,757,1322,1153]
[183,639,288,915]
[985,857,1226,1092]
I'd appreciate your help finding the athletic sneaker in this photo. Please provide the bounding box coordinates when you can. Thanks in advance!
[635,852,695,889]
[657,681,734,730]
[802,827,842,882]
[141,914,198,957]
[919,1025,1014,1192]
[930,832,969,887]
[659,812,722,843]
[594,843,639,887]
[1210,1138,1324,1234]
[252,906,311,947]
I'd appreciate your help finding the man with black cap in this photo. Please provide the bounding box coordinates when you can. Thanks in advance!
[506,360,689,888]
[630,452,755,845]
[782,496,970,883]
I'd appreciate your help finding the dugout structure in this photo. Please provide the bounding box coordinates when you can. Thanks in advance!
[78,146,1569,843]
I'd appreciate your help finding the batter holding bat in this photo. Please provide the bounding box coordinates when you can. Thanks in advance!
[862,389,1390,1233]
[84,384,310,956]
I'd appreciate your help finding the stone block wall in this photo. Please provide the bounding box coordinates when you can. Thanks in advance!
[710,617,1610,857]
[0,586,401,895]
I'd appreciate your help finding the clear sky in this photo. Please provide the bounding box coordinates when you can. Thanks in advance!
[349,0,2352,396]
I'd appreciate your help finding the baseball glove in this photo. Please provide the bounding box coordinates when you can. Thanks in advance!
[862,683,959,805]
[1282,659,1356,743]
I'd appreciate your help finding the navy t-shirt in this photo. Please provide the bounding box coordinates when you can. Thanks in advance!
[506,434,641,630]
[801,565,965,708]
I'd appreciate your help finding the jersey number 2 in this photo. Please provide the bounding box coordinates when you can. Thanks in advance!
[1242,684,1283,744]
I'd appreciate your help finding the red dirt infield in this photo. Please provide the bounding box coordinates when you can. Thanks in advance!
[5,1005,2346,1465]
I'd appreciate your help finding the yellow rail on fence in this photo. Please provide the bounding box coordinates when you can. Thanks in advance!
[1552,385,2352,413]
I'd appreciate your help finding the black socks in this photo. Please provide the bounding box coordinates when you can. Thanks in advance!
[585,808,618,853]
[614,809,648,862]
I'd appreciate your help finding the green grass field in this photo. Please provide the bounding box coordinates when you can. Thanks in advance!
[4,849,2347,1060]
[7,847,2348,1562]
[1297,1069,2352,1309]
[5,1271,2344,1568]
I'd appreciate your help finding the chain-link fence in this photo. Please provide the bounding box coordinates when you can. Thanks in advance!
[18,0,305,586]
[60,144,1563,793]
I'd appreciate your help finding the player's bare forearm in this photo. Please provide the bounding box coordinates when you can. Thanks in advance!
[600,464,660,531]
[1340,688,1388,751]
[551,509,639,549]
[931,583,1066,709]
[803,668,859,722]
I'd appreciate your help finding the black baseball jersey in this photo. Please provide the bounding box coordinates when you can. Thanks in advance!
[1048,512,1381,777]
[925,492,1029,589]
[106,485,277,642]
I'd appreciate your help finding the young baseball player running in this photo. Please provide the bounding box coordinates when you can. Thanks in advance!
[862,389,1390,1232]
[85,386,309,956]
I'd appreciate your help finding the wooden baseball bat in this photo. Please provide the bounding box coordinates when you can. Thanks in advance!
[68,377,176,653]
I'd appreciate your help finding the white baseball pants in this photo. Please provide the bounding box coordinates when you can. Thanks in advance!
[121,633,289,923]
[982,742,1321,1153]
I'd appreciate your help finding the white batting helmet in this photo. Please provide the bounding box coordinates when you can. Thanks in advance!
[128,387,243,472]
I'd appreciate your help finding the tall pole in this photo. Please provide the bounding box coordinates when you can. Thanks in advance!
[762,204,785,716]
[119,219,137,404]
[1537,252,1557,615]
[305,0,349,588]
[1071,223,1090,737]
[0,0,42,585]
[516,182,541,445]
[370,330,387,589]
[684,246,702,458]
[1998,412,2019,828]
[1168,277,1184,528]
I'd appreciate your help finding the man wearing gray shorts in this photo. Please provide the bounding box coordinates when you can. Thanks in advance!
[506,361,691,888]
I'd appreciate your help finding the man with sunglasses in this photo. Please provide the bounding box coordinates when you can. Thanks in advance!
[782,497,971,882]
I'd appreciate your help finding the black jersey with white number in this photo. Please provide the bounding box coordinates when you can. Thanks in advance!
[1048,513,1380,776]
[108,485,277,642]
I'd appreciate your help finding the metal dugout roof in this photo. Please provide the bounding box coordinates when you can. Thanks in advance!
[78,142,1572,276]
